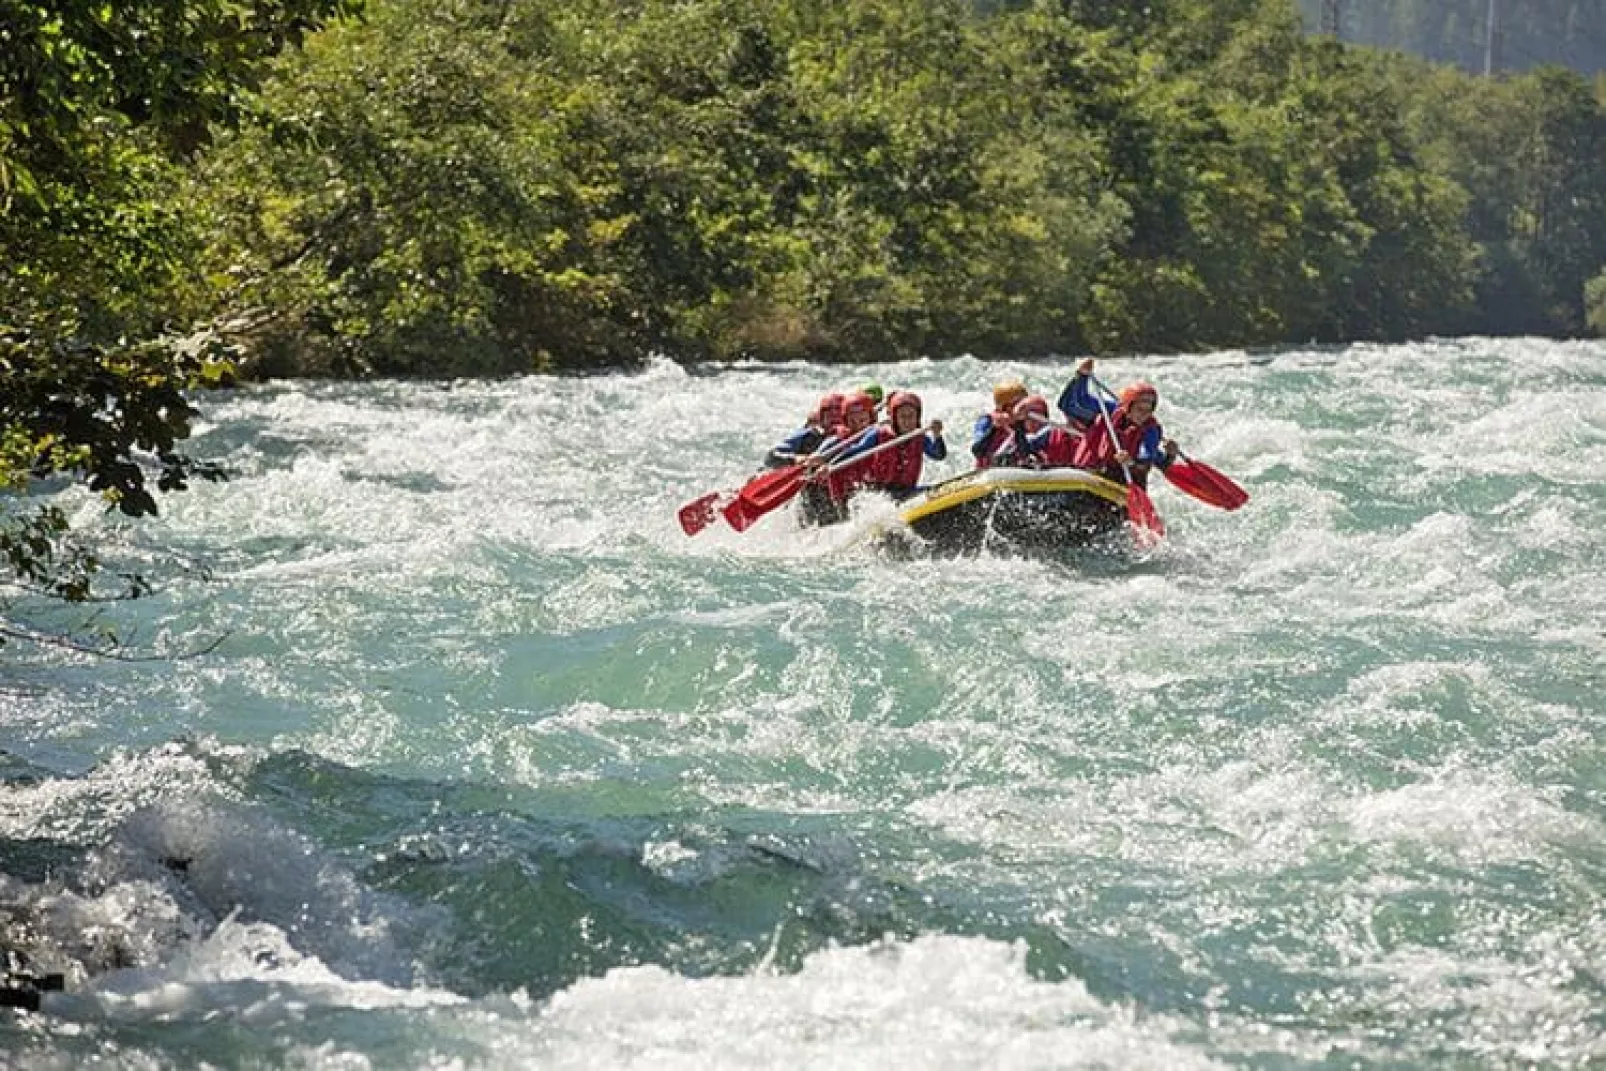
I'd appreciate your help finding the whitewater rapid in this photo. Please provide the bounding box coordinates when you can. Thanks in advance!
[1,337,1603,1068]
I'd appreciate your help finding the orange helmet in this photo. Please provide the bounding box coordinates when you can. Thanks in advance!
[992,378,1028,411]
[1119,382,1158,410]
[1012,394,1050,426]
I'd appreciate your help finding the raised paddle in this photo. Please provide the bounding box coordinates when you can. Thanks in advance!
[723,423,936,533]
[1087,374,1165,545]
[677,491,726,536]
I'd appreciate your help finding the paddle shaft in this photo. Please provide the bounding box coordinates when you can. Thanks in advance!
[697,423,860,513]
[1086,374,1141,487]
[817,422,936,477]
[681,421,867,534]
[723,421,938,532]
[768,425,861,470]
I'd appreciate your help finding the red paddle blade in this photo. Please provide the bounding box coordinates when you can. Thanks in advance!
[725,474,806,532]
[721,493,767,532]
[1164,459,1248,511]
[737,465,806,512]
[1127,483,1166,546]
[678,492,723,536]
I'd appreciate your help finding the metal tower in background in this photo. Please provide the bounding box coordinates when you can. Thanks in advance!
[1483,0,1502,74]
[1319,0,1343,38]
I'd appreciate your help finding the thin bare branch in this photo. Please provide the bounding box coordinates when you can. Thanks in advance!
[0,622,229,662]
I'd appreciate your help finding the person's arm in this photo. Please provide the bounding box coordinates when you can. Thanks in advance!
[1134,424,1171,467]
[1011,424,1047,467]
[990,423,1030,466]
[1025,426,1054,450]
[764,426,818,467]
[1057,374,1109,424]
[831,425,884,463]
[970,412,1003,460]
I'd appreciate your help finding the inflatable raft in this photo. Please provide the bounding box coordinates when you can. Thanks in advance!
[865,466,1131,556]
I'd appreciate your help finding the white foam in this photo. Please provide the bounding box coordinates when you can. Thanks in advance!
[526,935,1223,1070]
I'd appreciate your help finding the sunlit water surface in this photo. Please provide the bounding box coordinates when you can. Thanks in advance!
[2,339,1604,1068]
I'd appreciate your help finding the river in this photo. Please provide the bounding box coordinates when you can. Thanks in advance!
[1,338,1603,1067]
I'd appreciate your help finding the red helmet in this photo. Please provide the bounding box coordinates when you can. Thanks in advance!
[812,391,845,428]
[841,391,876,426]
[885,390,922,423]
[1012,394,1050,425]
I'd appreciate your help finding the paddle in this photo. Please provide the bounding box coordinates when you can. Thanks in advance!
[677,432,861,536]
[677,491,726,536]
[1081,372,1249,514]
[723,423,936,533]
[1163,451,1249,511]
[1083,373,1248,513]
[1087,375,1164,545]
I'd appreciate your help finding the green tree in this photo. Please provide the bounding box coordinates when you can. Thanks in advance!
[1399,61,1606,334]
[113,0,1606,381]
[1081,3,1473,351]
[1585,268,1606,334]
[2,0,355,609]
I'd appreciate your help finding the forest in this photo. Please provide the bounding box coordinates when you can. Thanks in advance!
[3,0,1606,595]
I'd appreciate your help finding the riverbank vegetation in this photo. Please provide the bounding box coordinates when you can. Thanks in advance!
[186,0,1606,375]
[2,0,357,611]
[4,0,1605,596]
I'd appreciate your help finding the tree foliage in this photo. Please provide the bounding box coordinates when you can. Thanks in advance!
[9,0,1604,609]
[1395,59,1606,333]
[5,0,1603,393]
[1587,268,1606,335]
[177,0,1606,374]
[1,0,355,606]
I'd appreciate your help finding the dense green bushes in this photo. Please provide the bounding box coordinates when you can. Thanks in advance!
[182,0,1606,374]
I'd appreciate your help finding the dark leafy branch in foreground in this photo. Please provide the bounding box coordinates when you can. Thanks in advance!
[2,0,353,618]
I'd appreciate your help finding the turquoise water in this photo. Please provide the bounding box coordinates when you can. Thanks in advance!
[1,339,1603,1067]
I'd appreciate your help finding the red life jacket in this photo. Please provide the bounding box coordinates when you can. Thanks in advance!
[818,421,871,500]
[1033,427,1079,468]
[823,429,873,502]
[827,460,875,501]
[974,415,1011,469]
[867,426,925,490]
[1072,405,1154,479]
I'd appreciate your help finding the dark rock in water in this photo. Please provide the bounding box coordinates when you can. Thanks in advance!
[3,948,64,1013]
